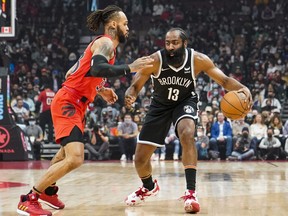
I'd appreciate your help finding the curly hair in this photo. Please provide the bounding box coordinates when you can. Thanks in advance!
[87,5,122,33]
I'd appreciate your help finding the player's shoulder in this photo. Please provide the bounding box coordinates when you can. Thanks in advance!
[193,50,211,63]
[91,36,113,49]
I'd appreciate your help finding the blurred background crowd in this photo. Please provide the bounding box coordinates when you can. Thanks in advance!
[1,0,288,161]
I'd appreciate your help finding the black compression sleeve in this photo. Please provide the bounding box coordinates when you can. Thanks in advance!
[90,55,131,77]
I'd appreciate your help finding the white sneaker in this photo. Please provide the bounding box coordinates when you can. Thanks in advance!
[120,154,127,161]
[125,179,160,206]
[173,153,179,160]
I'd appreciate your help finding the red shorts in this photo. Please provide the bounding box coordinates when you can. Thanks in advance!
[51,87,88,143]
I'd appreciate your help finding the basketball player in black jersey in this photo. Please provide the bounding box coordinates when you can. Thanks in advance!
[124,28,252,213]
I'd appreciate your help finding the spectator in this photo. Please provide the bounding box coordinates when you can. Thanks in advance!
[231,118,250,143]
[23,116,44,160]
[117,113,138,161]
[250,113,267,149]
[85,125,109,161]
[259,127,281,160]
[209,112,233,160]
[228,127,255,161]
[12,97,30,125]
[164,124,180,160]
[195,126,210,160]
[261,88,281,112]
[36,84,55,143]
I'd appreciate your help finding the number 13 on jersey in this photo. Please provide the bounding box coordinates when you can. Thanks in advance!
[167,87,179,101]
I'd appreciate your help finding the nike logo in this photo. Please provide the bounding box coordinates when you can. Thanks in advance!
[184,67,190,70]
[161,68,170,71]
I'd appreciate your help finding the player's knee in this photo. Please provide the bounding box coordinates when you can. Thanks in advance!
[178,126,194,141]
[134,155,148,168]
[66,155,84,170]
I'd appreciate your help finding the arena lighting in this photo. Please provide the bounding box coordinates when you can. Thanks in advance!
[0,0,16,37]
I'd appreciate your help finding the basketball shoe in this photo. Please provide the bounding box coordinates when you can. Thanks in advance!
[17,193,52,216]
[125,179,160,206]
[180,189,200,213]
[39,186,65,209]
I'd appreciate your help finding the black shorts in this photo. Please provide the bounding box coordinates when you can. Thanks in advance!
[138,97,199,147]
[60,126,84,146]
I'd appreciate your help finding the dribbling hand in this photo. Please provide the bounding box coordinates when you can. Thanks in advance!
[237,87,253,110]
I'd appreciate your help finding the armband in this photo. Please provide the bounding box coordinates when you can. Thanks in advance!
[90,55,130,77]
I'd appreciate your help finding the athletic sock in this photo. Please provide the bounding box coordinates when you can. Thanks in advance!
[141,175,154,191]
[185,168,196,190]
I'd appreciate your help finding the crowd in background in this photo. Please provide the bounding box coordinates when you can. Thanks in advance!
[1,0,288,161]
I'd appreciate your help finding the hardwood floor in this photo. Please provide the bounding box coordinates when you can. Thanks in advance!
[1,160,288,215]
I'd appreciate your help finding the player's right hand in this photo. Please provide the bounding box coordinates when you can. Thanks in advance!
[128,56,154,72]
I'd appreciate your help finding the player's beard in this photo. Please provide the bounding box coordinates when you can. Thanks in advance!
[117,26,126,44]
[164,44,185,67]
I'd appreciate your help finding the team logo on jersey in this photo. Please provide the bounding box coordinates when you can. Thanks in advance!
[184,67,191,73]
[183,105,194,114]
[62,103,76,117]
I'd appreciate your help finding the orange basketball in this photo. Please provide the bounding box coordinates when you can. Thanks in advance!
[220,91,250,120]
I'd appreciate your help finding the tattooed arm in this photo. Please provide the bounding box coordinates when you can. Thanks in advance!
[90,37,154,77]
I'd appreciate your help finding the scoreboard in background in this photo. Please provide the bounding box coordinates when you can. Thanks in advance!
[0,0,16,38]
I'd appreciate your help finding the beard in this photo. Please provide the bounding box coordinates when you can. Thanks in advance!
[117,26,126,44]
[164,44,185,66]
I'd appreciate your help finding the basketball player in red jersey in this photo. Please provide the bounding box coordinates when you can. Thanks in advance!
[124,28,252,213]
[36,84,55,143]
[17,5,153,216]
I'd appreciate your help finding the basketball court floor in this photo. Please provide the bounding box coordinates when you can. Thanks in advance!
[1,160,288,216]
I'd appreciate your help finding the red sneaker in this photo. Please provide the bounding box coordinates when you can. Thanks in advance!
[17,193,52,216]
[180,190,200,213]
[39,186,65,209]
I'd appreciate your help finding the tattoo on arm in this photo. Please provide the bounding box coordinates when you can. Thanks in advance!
[93,39,114,60]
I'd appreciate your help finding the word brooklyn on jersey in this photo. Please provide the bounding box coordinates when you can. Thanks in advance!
[157,76,192,88]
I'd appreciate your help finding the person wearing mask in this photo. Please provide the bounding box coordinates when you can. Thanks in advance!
[23,116,44,160]
[228,127,255,161]
[117,113,138,161]
[259,127,281,160]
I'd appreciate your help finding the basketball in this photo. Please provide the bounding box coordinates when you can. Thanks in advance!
[220,91,250,120]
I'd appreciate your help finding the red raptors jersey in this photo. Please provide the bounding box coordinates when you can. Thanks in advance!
[38,88,56,112]
[63,35,116,102]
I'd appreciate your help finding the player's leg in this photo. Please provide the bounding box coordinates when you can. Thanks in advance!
[177,118,200,213]
[134,143,157,187]
[35,140,84,191]
[173,97,200,213]
[125,143,160,206]
[125,105,171,206]
[36,126,84,209]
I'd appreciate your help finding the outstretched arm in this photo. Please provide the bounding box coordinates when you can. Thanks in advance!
[90,37,154,77]
[125,53,159,109]
[195,51,252,107]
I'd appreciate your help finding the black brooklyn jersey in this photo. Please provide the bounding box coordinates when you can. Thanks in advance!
[151,48,198,106]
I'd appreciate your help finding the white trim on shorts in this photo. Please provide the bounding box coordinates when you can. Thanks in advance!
[137,135,165,148]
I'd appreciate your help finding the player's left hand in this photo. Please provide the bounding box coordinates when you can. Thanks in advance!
[99,88,118,104]
[237,87,253,110]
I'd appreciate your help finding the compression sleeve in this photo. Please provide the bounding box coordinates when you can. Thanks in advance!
[90,55,131,77]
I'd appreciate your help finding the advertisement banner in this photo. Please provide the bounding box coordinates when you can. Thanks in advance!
[0,67,33,161]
